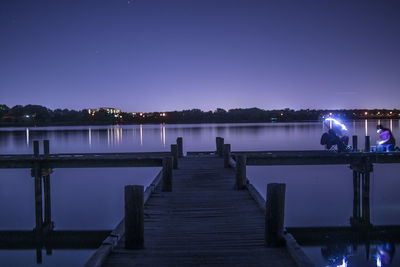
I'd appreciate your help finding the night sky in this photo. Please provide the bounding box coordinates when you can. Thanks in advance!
[1,0,399,112]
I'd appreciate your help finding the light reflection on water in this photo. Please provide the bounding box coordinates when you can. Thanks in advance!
[1,120,400,266]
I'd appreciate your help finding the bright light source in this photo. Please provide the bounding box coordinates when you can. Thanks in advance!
[337,257,348,267]
[325,118,348,131]
[365,112,368,115]
[376,254,382,267]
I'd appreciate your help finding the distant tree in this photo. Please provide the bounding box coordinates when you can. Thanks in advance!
[0,104,9,118]
[9,105,25,117]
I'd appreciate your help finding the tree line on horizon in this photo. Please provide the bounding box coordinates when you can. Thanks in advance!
[0,104,399,127]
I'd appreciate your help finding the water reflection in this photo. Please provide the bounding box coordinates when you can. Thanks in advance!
[106,127,123,148]
[289,170,400,266]
[88,128,92,148]
[162,124,166,148]
[140,124,143,146]
[26,128,30,147]
[1,121,400,266]
[321,242,395,267]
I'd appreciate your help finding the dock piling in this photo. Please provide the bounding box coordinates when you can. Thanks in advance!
[162,157,173,192]
[33,140,39,157]
[265,183,286,247]
[33,141,43,236]
[177,137,183,158]
[235,155,247,189]
[223,144,231,168]
[171,144,178,169]
[43,140,52,231]
[216,137,224,156]
[362,172,371,223]
[365,136,370,152]
[124,185,144,249]
[352,171,361,219]
[352,135,358,151]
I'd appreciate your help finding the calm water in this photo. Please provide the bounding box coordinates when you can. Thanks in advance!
[1,120,400,266]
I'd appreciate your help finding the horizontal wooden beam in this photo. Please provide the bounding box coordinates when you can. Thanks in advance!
[232,150,400,166]
[286,225,400,245]
[0,230,110,249]
[0,152,171,169]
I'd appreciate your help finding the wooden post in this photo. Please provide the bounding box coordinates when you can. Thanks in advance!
[43,140,49,155]
[124,185,144,249]
[352,135,358,151]
[171,144,178,169]
[33,140,39,157]
[177,137,183,158]
[223,144,231,168]
[235,155,247,189]
[216,137,224,156]
[33,141,43,235]
[162,157,173,192]
[36,247,42,264]
[365,136,370,152]
[265,183,286,247]
[352,171,360,219]
[43,140,52,229]
[362,172,371,224]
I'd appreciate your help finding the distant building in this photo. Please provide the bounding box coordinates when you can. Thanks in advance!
[86,108,98,116]
[100,107,121,114]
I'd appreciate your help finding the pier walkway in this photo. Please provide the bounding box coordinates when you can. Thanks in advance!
[103,155,297,267]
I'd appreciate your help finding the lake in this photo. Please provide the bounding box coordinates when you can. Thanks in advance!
[1,120,399,267]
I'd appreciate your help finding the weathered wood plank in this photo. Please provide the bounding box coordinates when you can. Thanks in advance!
[103,156,297,267]
[85,169,163,266]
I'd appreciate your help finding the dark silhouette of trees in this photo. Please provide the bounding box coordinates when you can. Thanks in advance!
[0,104,399,126]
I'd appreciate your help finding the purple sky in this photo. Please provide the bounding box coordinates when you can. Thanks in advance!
[1,0,399,112]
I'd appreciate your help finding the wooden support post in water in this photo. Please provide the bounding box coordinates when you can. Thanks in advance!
[43,140,52,231]
[216,137,224,156]
[33,141,43,235]
[223,144,231,168]
[352,135,358,151]
[36,247,42,264]
[162,157,173,192]
[176,137,183,158]
[265,183,286,247]
[171,144,178,169]
[33,140,39,157]
[365,136,370,152]
[124,185,144,249]
[362,172,371,224]
[235,155,247,189]
[43,140,49,155]
[352,171,361,219]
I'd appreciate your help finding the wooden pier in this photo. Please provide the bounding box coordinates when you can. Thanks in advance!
[2,136,400,266]
[101,155,297,267]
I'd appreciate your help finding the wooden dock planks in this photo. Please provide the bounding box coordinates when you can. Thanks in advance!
[103,156,297,266]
